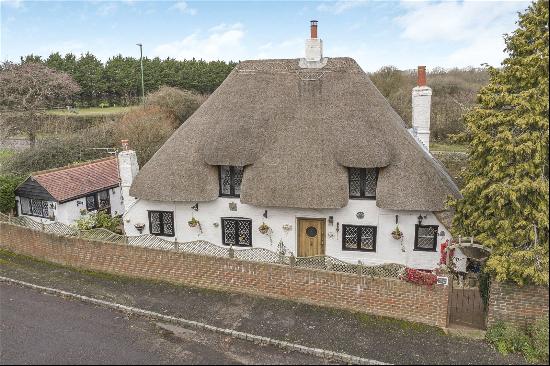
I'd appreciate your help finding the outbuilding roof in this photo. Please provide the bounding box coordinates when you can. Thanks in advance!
[130,57,460,211]
[16,157,120,203]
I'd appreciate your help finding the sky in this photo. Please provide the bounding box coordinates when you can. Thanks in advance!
[0,0,531,71]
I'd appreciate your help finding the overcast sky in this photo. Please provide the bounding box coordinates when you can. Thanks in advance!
[0,0,531,71]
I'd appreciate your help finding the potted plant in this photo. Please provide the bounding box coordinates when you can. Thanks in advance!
[188,217,200,228]
[391,225,403,240]
[258,222,270,235]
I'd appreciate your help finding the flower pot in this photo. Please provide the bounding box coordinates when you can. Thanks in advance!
[392,232,403,240]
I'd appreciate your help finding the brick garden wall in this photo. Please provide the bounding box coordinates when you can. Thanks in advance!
[487,280,549,328]
[0,223,450,328]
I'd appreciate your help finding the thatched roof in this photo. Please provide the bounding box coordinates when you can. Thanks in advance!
[130,57,460,211]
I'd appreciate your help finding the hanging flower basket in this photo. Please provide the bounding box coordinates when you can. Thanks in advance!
[188,217,200,228]
[258,222,270,235]
[391,225,403,240]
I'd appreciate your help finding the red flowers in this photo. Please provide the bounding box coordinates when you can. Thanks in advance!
[402,268,438,286]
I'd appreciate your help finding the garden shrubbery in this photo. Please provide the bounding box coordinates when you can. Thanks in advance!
[486,317,549,363]
[74,210,123,234]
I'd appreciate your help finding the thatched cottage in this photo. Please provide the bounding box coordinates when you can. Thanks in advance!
[122,21,465,270]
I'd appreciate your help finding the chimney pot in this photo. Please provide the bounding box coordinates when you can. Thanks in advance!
[310,20,318,39]
[121,139,129,151]
[417,66,427,87]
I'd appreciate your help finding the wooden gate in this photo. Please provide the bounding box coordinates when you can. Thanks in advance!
[449,286,486,329]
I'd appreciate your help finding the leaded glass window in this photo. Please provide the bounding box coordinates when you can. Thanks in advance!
[219,166,244,197]
[348,168,378,199]
[414,225,438,251]
[342,224,377,252]
[222,218,252,247]
[86,194,97,211]
[148,211,175,237]
[19,197,49,218]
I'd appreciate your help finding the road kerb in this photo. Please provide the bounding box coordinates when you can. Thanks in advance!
[0,276,389,365]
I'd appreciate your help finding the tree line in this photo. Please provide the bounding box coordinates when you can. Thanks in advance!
[20,53,237,107]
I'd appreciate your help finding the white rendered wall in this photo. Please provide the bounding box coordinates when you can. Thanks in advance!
[123,197,466,271]
[412,86,432,150]
[16,186,124,226]
[118,150,139,212]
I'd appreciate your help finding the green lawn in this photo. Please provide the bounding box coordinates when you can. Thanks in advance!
[47,106,134,116]
[430,142,469,153]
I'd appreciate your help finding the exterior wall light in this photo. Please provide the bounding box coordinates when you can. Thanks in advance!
[263,210,268,218]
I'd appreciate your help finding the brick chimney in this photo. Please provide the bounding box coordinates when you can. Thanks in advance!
[117,140,139,212]
[305,20,323,62]
[310,20,318,38]
[412,66,432,150]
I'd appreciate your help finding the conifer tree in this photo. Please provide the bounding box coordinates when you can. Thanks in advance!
[452,0,549,285]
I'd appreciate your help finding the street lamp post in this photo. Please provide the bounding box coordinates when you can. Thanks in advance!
[136,43,145,106]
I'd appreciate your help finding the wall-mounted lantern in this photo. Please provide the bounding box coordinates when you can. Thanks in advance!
[328,216,334,225]
[263,210,268,218]
[395,214,399,224]
[417,215,424,225]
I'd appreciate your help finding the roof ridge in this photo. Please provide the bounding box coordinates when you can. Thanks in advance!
[33,156,117,177]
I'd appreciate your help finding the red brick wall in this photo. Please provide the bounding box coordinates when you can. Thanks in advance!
[487,280,549,328]
[0,223,450,327]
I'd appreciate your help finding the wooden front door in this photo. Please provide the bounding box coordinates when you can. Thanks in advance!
[297,218,326,257]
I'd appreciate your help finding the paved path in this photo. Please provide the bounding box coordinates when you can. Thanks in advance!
[0,283,331,365]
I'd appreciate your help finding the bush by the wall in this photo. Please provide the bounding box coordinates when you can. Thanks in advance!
[0,174,24,214]
[486,317,549,363]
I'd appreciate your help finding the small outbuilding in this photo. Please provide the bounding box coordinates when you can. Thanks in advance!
[14,157,124,225]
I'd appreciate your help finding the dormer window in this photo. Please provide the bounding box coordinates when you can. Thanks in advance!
[349,168,378,199]
[219,166,243,197]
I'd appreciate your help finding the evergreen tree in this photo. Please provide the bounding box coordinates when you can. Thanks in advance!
[452,0,549,285]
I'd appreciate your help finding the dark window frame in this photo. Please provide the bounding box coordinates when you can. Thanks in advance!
[221,217,252,247]
[341,224,377,252]
[414,224,439,252]
[148,210,175,237]
[348,168,379,200]
[20,196,50,218]
[219,166,243,198]
[85,190,111,213]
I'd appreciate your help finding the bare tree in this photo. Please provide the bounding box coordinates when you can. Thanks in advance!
[0,62,80,146]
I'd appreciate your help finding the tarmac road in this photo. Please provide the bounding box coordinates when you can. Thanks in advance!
[0,283,333,365]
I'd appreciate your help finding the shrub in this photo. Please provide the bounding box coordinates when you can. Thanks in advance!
[528,316,549,363]
[487,319,549,363]
[2,122,116,176]
[115,106,176,166]
[145,86,205,127]
[74,210,122,234]
[0,174,24,214]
